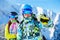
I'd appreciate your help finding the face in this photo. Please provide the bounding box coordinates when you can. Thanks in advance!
[10,18,16,22]
[23,14,31,18]
[10,18,15,20]
[40,17,49,25]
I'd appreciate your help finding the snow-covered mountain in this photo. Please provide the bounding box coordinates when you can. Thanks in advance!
[0,24,6,40]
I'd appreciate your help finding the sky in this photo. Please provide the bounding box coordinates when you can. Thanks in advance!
[9,0,60,13]
[0,0,60,24]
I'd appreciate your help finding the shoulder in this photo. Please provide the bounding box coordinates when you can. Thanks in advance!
[20,20,24,24]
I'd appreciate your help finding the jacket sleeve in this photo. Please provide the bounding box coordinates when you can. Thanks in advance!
[5,24,16,39]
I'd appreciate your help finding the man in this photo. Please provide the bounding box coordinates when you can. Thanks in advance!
[38,13,54,40]
[17,4,43,40]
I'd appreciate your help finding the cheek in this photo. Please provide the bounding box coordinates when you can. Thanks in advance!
[24,15,28,17]
[27,15,31,17]
[11,19,15,20]
[24,14,31,17]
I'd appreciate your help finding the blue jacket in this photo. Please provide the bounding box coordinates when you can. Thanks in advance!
[17,17,43,40]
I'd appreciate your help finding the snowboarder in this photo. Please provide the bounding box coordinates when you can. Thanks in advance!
[39,14,53,40]
[17,4,43,40]
[5,12,19,40]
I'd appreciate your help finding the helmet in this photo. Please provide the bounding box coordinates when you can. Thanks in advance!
[40,14,50,25]
[22,4,32,14]
[10,12,18,18]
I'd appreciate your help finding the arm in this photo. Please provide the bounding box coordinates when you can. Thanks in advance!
[5,24,16,39]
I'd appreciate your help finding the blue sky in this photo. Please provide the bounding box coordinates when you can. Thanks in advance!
[0,0,60,24]
[1,0,59,13]
[18,0,60,13]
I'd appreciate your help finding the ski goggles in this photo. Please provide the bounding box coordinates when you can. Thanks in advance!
[40,18,49,25]
[22,9,32,14]
[10,15,18,18]
[40,18,49,22]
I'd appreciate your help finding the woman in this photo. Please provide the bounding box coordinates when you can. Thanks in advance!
[5,12,19,40]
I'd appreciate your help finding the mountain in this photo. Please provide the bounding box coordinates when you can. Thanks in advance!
[0,24,6,40]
